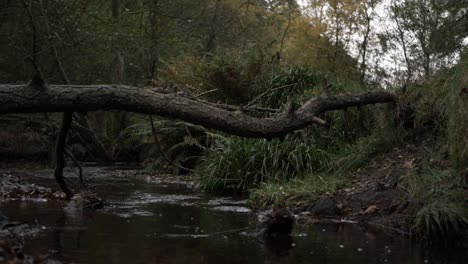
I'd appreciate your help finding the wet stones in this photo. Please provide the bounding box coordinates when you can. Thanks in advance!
[0,240,29,264]
[0,240,61,264]
[308,196,340,217]
[0,211,17,230]
[0,173,53,201]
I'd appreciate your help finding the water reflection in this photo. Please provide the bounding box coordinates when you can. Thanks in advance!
[262,235,294,258]
[1,170,466,264]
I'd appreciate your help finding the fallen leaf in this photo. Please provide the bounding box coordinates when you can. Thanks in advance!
[403,158,416,169]
[364,205,379,215]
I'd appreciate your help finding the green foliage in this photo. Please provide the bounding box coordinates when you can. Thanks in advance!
[254,66,326,109]
[400,166,467,239]
[195,133,333,192]
[127,117,207,174]
[249,174,346,208]
[192,61,398,193]
[401,167,455,197]
[196,126,401,193]
[246,128,401,207]
[195,52,271,104]
[394,52,468,240]
[412,199,468,240]
[331,128,401,173]
[403,50,468,170]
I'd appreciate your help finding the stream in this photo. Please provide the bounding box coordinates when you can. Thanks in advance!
[0,166,465,264]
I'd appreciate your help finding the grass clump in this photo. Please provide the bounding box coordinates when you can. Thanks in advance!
[331,128,401,173]
[412,199,468,240]
[195,124,401,195]
[195,133,333,192]
[401,167,467,240]
[249,174,346,209]
[247,128,401,207]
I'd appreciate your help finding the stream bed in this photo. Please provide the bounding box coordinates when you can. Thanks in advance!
[0,166,465,264]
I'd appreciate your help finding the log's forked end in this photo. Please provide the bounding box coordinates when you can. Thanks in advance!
[312,116,328,127]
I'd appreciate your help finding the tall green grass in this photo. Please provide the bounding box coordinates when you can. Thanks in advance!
[412,199,468,240]
[331,128,401,173]
[401,167,467,239]
[247,128,401,207]
[196,127,401,194]
[195,133,333,192]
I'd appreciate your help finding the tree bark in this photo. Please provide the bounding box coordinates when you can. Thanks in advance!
[0,83,395,138]
[54,111,73,199]
[39,0,75,198]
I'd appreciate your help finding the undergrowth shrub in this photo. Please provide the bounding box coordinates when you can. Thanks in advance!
[331,128,401,173]
[128,117,207,174]
[196,127,401,193]
[394,51,468,240]
[403,51,468,170]
[248,128,401,206]
[192,56,396,193]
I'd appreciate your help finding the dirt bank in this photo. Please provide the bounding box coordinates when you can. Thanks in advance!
[295,140,467,238]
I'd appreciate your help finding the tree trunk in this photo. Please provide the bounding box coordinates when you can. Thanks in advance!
[0,83,395,139]
[54,111,73,199]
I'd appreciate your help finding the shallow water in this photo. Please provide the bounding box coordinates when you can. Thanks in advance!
[1,167,465,264]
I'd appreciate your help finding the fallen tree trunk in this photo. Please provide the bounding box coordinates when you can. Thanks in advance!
[0,83,395,138]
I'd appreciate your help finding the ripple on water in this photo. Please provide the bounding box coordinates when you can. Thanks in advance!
[115,210,155,218]
[123,192,201,205]
[209,206,252,213]
[206,198,248,206]
[160,234,210,239]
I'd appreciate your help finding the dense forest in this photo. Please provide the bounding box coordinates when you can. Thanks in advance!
[0,0,467,263]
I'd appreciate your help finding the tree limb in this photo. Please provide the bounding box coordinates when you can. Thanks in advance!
[0,83,395,138]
